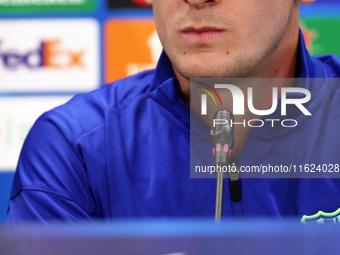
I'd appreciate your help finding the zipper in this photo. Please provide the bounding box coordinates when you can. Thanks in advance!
[229,161,243,216]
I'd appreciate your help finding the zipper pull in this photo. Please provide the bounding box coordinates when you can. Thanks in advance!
[229,162,242,202]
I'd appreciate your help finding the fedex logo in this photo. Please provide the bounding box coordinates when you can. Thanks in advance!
[0,40,84,70]
[0,19,99,92]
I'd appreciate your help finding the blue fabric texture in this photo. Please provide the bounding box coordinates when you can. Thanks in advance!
[7,30,340,222]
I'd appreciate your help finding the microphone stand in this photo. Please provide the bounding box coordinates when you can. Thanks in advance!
[215,164,224,221]
[210,109,234,222]
[215,161,241,221]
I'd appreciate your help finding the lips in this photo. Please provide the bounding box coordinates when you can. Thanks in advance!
[181,27,225,43]
[182,27,224,33]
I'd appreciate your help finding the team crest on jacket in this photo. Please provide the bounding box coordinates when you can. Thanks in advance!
[301,208,340,224]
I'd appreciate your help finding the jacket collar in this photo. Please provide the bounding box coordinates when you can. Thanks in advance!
[147,28,324,135]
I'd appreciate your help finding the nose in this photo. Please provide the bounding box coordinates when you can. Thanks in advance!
[183,0,218,8]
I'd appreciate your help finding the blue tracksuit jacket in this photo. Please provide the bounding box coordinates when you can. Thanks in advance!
[7,31,340,223]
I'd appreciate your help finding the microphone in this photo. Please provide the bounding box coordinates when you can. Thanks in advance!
[210,109,234,221]
[210,109,234,166]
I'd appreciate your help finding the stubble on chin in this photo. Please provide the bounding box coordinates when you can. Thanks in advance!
[170,51,259,80]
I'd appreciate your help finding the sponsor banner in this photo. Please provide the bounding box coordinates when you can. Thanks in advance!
[0,96,72,171]
[0,0,96,12]
[107,0,150,9]
[104,19,162,83]
[0,19,100,92]
[300,18,340,56]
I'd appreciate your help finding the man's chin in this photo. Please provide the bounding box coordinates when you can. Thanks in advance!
[178,67,230,79]
[177,59,235,78]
